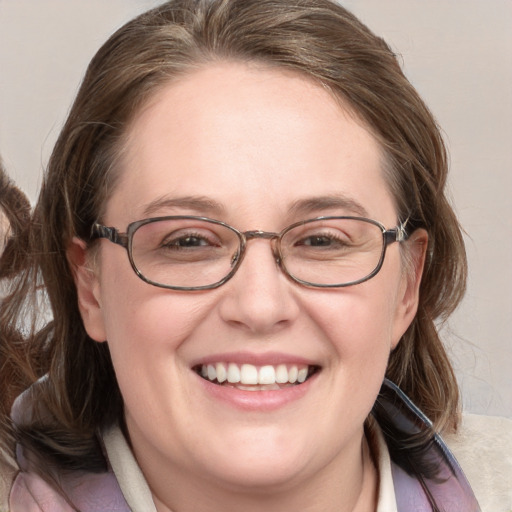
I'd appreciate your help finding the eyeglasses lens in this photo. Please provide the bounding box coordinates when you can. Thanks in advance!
[130,218,384,289]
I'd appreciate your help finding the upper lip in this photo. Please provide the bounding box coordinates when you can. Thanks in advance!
[190,351,320,368]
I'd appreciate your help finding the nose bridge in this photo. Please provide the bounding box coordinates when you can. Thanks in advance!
[243,229,278,241]
[220,229,298,334]
[240,230,281,266]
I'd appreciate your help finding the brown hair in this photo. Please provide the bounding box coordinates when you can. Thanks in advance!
[1,0,466,468]
[0,161,31,279]
[0,161,33,467]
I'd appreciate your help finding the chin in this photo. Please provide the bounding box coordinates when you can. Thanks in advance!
[203,458,310,492]
[192,430,315,491]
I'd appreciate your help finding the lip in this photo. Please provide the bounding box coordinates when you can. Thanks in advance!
[190,351,317,367]
[195,371,319,411]
[191,351,321,411]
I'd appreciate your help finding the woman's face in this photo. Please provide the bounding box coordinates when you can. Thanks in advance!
[74,63,423,496]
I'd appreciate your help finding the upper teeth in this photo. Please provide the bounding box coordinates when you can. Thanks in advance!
[200,363,310,386]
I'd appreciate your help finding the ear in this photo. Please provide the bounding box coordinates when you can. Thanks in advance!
[391,228,428,348]
[67,237,107,342]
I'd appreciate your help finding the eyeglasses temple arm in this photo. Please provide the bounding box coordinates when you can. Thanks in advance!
[384,219,409,245]
[90,223,129,248]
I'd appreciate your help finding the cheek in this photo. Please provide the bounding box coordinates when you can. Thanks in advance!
[96,253,212,365]
[96,271,219,419]
[101,286,211,357]
[292,283,402,450]
[309,281,401,360]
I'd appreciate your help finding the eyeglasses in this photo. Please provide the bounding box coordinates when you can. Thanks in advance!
[90,215,408,290]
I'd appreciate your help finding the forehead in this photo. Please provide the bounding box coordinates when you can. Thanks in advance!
[107,62,395,226]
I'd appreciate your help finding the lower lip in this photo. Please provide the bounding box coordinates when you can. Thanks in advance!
[195,372,319,411]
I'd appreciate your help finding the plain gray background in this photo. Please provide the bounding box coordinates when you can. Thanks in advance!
[1,0,511,418]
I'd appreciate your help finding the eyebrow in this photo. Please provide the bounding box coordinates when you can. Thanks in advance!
[142,195,226,217]
[141,193,368,220]
[288,195,369,218]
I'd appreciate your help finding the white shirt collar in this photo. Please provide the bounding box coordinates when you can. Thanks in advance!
[374,423,398,512]
[103,424,157,512]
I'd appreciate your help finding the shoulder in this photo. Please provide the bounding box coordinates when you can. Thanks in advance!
[7,431,131,512]
[8,464,131,512]
[0,460,16,512]
[444,413,512,512]
[9,471,72,511]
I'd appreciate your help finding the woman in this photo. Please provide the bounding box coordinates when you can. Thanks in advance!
[1,1,510,510]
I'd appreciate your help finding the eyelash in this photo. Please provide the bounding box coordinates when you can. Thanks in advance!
[160,230,220,249]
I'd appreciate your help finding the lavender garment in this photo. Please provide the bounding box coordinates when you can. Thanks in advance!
[10,467,130,512]
[9,379,481,511]
[374,380,481,512]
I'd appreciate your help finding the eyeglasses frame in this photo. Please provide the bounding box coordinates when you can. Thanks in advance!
[90,215,409,291]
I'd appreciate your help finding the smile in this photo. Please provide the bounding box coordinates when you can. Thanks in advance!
[195,362,319,390]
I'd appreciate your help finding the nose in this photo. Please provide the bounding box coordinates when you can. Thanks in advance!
[218,238,300,335]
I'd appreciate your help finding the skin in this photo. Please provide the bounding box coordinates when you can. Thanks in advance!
[0,209,10,255]
[70,62,426,512]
